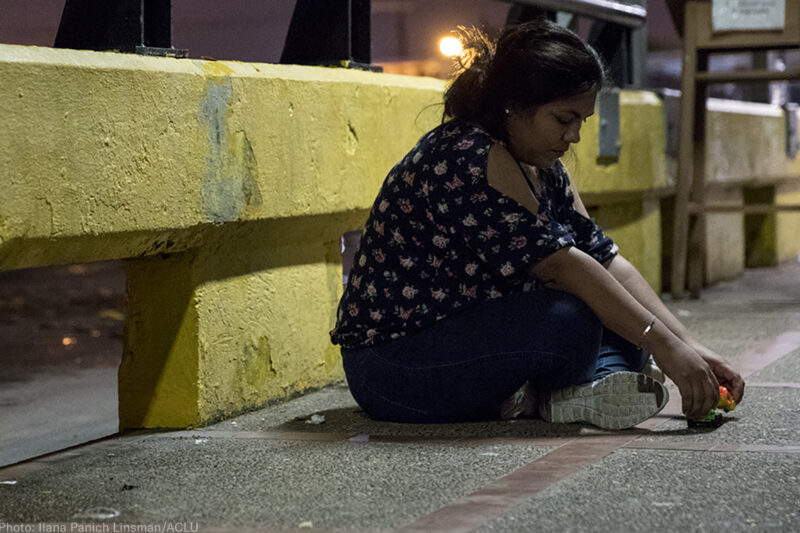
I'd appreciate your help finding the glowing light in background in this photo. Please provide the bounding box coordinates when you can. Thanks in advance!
[439,36,463,57]
[62,336,78,346]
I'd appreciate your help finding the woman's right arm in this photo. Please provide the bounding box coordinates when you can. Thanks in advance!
[529,245,720,419]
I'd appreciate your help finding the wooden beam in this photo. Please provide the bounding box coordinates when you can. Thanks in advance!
[671,1,700,299]
[689,203,800,213]
[697,68,800,84]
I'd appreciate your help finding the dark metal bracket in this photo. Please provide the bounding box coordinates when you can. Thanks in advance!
[656,87,681,158]
[784,102,799,159]
[280,0,381,72]
[54,0,188,58]
[597,88,621,163]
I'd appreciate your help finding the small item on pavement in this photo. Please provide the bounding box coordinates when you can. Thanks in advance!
[294,413,326,424]
[305,414,326,425]
[717,386,736,411]
[688,386,736,428]
[688,410,724,428]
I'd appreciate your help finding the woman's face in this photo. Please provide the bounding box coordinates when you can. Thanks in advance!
[505,90,597,168]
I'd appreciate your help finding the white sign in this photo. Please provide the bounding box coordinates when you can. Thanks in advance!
[712,0,786,31]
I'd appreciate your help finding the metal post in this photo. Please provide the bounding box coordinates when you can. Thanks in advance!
[280,0,380,71]
[54,0,187,57]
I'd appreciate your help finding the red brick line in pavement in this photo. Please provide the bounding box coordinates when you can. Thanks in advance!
[144,430,800,455]
[155,430,587,447]
[395,328,800,533]
[622,441,800,453]
[396,435,635,533]
[391,430,800,533]
[736,330,800,377]
[154,430,357,442]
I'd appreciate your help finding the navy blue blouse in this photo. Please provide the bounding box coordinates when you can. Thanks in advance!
[330,120,617,348]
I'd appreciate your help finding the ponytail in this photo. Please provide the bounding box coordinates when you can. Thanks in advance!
[443,27,495,123]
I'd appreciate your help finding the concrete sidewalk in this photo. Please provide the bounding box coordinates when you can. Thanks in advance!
[1,263,799,532]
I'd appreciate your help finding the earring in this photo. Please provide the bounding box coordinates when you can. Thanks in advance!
[504,108,510,115]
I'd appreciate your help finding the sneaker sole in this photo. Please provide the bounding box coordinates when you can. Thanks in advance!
[499,381,537,420]
[541,371,669,430]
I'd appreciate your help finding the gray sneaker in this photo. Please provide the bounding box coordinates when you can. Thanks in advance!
[499,381,538,420]
[539,371,669,430]
[642,355,666,384]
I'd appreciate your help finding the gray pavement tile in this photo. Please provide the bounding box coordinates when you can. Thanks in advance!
[269,409,593,441]
[207,383,593,441]
[0,367,118,466]
[663,261,800,361]
[477,449,800,533]
[0,434,551,530]
[749,348,800,383]
[662,308,800,358]
[205,383,357,432]
[688,262,800,302]
[635,386,800,446]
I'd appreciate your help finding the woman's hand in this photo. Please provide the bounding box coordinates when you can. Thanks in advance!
[528,248,733,420]
[599,254,745,416]
[651,339,720,419]
[687,341,746,404]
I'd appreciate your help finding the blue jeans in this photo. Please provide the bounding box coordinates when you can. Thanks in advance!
[341,289,648,423]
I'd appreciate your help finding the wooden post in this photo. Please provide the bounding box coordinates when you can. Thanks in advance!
[671,1,699,299]
[687,50,709,296]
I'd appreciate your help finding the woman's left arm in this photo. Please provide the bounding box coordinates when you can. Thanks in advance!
[605,255,744,403]
[570,185,745,403]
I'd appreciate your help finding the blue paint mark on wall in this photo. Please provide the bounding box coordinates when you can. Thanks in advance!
[197,80,262,224]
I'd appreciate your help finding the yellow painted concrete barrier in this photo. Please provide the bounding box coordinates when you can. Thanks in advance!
[695,99,800,276]
[2,43,796,429]
[0,44,444,429]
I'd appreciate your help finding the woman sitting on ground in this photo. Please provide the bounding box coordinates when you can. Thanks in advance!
[329,19,745,429]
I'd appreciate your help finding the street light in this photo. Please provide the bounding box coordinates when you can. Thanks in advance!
[439,36,462,57]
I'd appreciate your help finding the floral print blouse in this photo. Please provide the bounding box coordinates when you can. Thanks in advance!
[330,120,618,348]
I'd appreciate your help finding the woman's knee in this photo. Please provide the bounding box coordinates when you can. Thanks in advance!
[529,290,603,368]
[486,289,602,350]
[546,290,599,327]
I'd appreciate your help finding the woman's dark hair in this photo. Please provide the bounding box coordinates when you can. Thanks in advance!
[443,19,608,139]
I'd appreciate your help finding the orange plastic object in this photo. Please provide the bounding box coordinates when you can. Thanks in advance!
[717,386,736,412]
